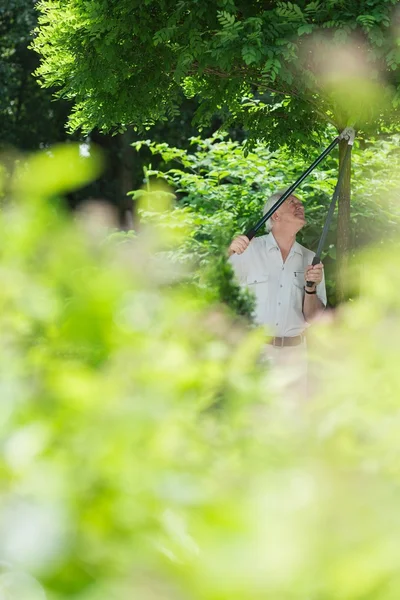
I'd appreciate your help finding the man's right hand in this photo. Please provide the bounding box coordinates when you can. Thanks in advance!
[228,235,250,257]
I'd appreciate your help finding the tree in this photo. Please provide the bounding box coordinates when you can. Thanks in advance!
[0,0,221,224]
[0,0,72,151]
[0,2,141,221]
[33,0,400,298]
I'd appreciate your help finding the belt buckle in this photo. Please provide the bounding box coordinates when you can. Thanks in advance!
[273,336,284,348]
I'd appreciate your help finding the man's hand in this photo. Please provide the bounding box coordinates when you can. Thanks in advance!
[305,262,324,288]
[228,235,250,257]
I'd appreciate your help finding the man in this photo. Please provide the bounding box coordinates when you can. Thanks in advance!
[228,190,326,400]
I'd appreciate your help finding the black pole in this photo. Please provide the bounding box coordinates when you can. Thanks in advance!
[244,130,356,241]
[305,144,353,288]
[245,137,339,240]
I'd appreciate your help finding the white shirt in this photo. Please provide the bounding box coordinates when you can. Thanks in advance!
[229,233,327,337]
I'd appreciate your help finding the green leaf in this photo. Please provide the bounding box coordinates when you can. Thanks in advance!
[297,24,313,36]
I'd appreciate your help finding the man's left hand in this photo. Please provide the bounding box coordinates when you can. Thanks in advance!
[305,263,324,287]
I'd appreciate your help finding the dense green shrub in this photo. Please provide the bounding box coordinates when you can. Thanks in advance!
[133,132,400,305]
[2,144,400,599]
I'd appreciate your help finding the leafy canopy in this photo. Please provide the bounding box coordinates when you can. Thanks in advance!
[33,0,400,146]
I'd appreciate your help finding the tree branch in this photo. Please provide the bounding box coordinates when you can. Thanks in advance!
[190,62,339,129]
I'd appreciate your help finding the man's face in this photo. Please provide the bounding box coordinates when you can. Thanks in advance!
[274,195,306,231]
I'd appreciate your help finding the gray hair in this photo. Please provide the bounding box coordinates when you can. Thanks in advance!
[262,188,289,233]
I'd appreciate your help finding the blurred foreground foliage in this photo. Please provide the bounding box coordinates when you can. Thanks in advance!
[1,145,400,599]
[133,131,400,306]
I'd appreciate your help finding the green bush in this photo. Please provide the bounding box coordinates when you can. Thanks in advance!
[2,144,400,599]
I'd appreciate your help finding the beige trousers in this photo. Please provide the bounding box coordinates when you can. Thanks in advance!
[261,341,308,403]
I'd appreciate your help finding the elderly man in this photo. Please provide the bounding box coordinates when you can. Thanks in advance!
[228,190,326,399]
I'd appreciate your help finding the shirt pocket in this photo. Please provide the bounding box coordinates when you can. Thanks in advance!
[246,273,269,324]
[292,271,305,312]
[247,274,269,287]
[293,270,305,290]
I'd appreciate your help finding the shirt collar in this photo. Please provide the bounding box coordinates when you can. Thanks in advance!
[265,232,302,256]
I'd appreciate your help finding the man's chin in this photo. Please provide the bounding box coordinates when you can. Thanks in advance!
[296,216,306,227]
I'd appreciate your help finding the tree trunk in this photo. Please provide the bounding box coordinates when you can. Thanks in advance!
[336,138,352,303]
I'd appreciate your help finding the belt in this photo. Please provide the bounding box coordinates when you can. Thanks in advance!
[267,334,305,347]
